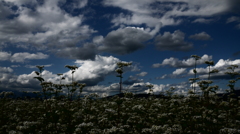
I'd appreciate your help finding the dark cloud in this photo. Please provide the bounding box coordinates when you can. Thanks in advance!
[98,27,152,55]
[155,30,193,51]
[0,2,13,19]
[228,0,240,14]
[122,76,143,85]
[77,78,105,86]
[233,51,240,57]
[201,74,233,80]
[54,43,97,60]
[189,32,212,40]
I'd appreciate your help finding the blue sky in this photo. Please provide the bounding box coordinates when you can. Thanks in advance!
[1,0,240,97]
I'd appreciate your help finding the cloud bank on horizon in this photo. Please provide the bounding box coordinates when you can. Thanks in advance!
[0,0,240,97]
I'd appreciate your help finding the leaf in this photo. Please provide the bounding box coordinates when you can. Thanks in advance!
[65,65,78,70]
[34,71,40,76]
[34,77,44,82]
[193,69,197,74]
[205,61,214,66]
[191,55,201,60]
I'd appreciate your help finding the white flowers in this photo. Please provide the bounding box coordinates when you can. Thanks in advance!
[76,122,94,128]
[132,104,145,111]
[220,128,240,134]
[0,91,14,98]
[1,90,240,133]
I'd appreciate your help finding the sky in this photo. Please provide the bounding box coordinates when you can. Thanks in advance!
[1,0,240,98]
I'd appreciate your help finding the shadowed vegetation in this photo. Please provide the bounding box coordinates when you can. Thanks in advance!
[1,54,240,134]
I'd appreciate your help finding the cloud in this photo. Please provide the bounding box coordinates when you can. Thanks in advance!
[123,75,144,85]
[155,74,168,80]
[81,84,118,97]
[0,51,49,63]
[189,32,212,40]
[126,82,188,95]
[186,58,240,80]
[192,18,215,23]
[155,30,193,51]
[226,16,240,23]
[0,0,96,59]
[0,2,14,19]
[11,52,49,63]
[119,81,190,96]
[111,12,178,28]
[71,55,138,86]
[214,58,240,68]
[73,0,88,9]
[104,0,231,29]
[25,64,52,69]
[0,67,13,73]
[17,70,55,85]
[173,68,187,75]
[152,63,162,68]
[0,73,17,86]
[98,27,154,55]
[155,57,240,82]
[2,0,38,6]
[83,81,186,97]
[227,16,240,29]
[93,36,104,44]
[0,51,11,61]
[11,65,20,68]
[3,55,138,94]
[188,67,209,75]
[156,68,187,80]
[0,66,37,92]
[136,72,148,77]
[152,54,213,68]
[163,0,228,16]
[227,0,240,13]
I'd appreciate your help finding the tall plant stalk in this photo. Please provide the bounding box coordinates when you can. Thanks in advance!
[34,65,46,99]
[54,73,65,98]
[65,65,78,100]
[115,62,132,94]
[205,61,214,80]
[146,84,154,95]
[190,55,201,94]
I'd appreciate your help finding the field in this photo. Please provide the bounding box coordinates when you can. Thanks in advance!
[1,92,240,134]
